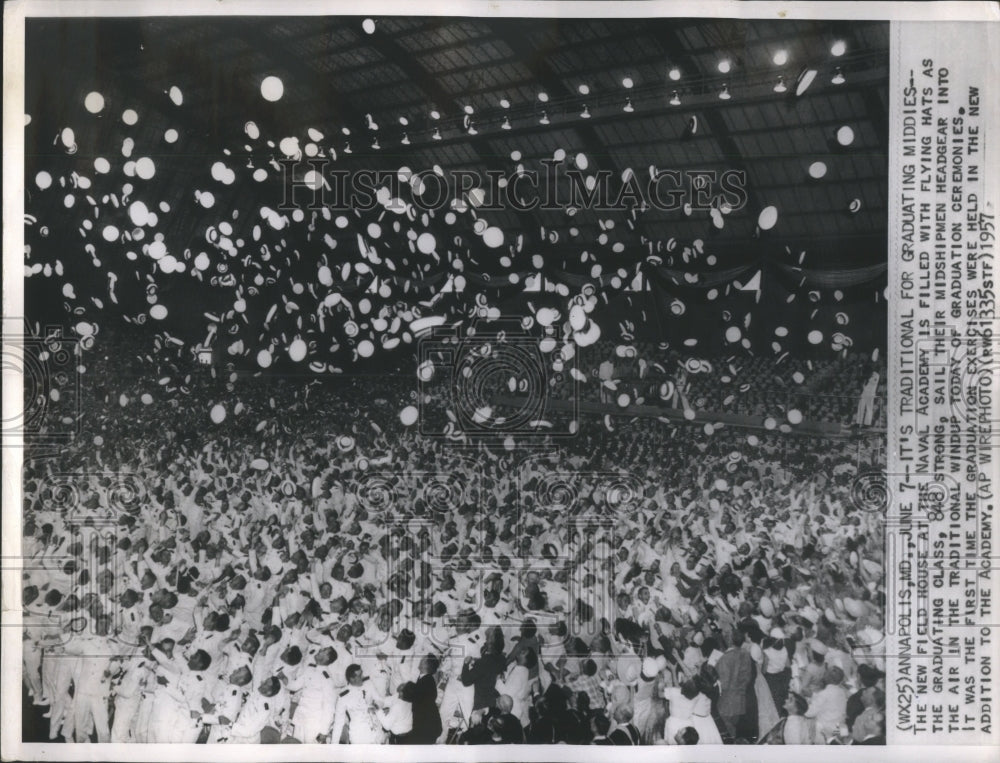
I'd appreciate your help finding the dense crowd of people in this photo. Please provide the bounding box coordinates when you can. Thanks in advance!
[552,341,886,427]
[20,336,886,746]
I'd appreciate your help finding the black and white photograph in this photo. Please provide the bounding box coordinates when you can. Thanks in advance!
[4,2,992,757]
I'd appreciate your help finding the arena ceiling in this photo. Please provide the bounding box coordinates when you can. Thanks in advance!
[23,16,889,365]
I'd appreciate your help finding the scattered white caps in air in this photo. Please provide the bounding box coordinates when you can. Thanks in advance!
[808,161,827,179]
[758,206,778,230]
[787,408,803,425]
[257,348,273,368]
[35,171,52,190]
[417,360,435,382]
[150,304,168,320]
[168,85,183,106]
[775,326,788,337]
[164,128,179,143]
[764,416,777,430]
[251,457,269,470]
[357,340,375,358]
[135,157,156,180]
[210,403,226,424]
[482,227,504,248]
[807,330,823,344]
[94,157,111,174]
[362,18,376,34]
[725,326,741,343]
[288,338,307,362]
[747,434,759,446]
[261,76,284,102]
[837,125,854,146]
[400,405,419,426]
[102,225,120,242]
[84,91,105,114]
[417,232,436,254]
[122,108,138,125]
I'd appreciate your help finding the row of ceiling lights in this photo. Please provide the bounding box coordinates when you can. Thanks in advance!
[345,28,852,148]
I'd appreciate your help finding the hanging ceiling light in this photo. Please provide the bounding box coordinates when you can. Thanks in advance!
[669,90,681,106]
[539,111,550,125]
[773,75,787,93]
[400,133,410,145]
[371,137,380,150]
[580,104,591,119]
[831,67,846,85]
[501,116,511,130]
[718,84,731,100]
[623,97,634,113]
[344,142,352,154]
[431,128,442,140]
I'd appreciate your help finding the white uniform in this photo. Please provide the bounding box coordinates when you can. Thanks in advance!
[228,686,289,743]
[110,658,151,742]
[330,683,385,744]
[288,664,339,743]
[436,629,482,740]
[66,635,113,742]
[203,683,250,743]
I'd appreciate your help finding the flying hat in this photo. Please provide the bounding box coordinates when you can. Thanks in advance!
[617,657,641,685]
[760,596,774,617]
[641,657,660,679]
[844,598,867,619]
[800,606,821,624]
[810,638,829,655]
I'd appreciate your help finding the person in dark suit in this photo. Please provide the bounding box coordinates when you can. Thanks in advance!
[460,694,524,744]
[460,641,505,713]
[607,704,640,745]
[715,629,755,742]
[590,712,614,745]
[846,663,884,732]
[401,654,442,744]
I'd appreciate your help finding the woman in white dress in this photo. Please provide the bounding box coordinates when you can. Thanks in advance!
[662,679,723,744]
[746,628,781,738]
[495,648,534,726]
